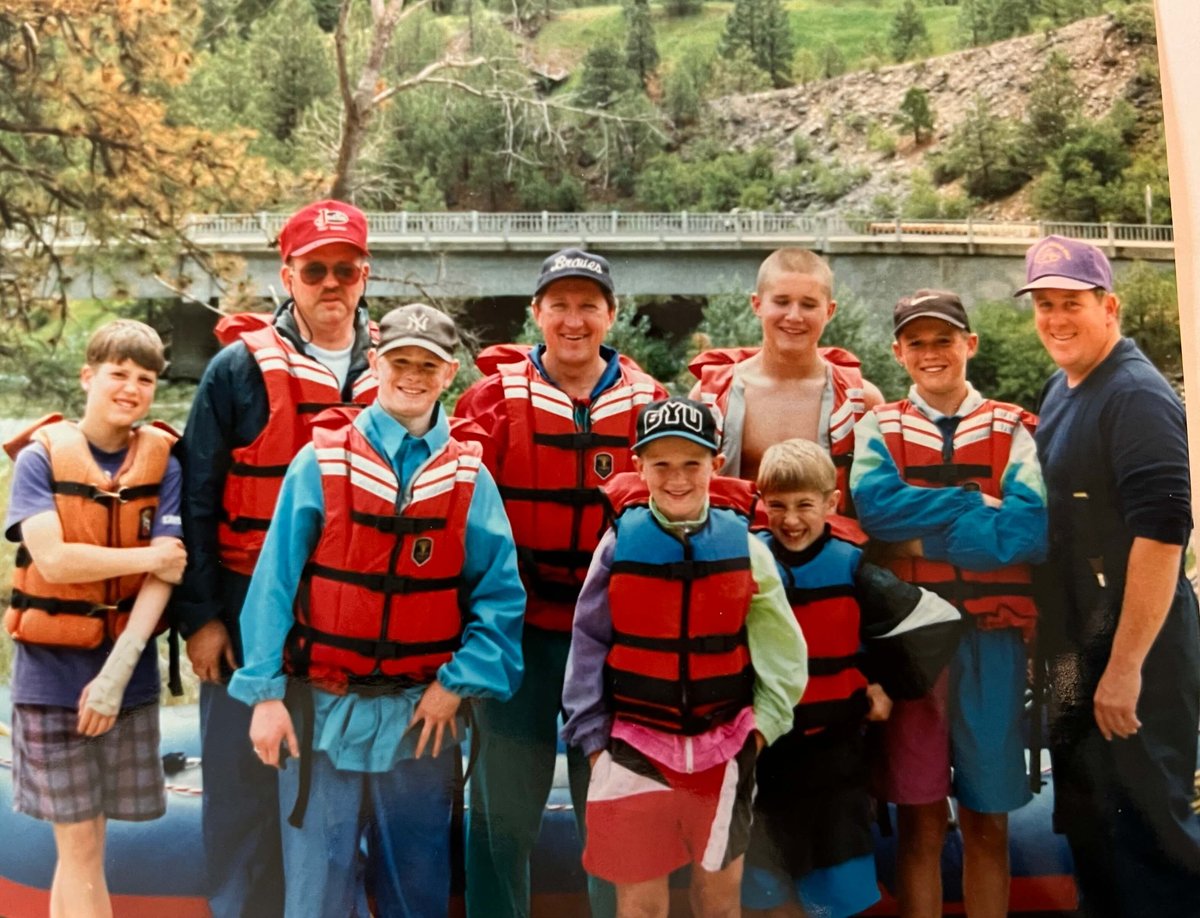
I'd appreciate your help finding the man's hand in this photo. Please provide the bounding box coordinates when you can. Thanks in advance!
[409,681,462,759]
[249,699,298,769]
[1093,662,1143,741]
[150,539,188,584]
[186,619,237,683]
[865,683,893,722]
[76,683,117,737]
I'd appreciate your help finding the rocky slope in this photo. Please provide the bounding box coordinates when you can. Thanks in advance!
[703,14,1157,216]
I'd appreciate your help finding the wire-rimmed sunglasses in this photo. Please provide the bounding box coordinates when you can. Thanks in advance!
[293,261,365,286]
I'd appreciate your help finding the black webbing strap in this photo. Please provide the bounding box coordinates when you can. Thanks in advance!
[611,626,747,656]
[287,680,316,829]
[9,590,134,617]
[903,464,992,486]
[229,462,291,478]
[499,486,605,507]
[289,622,461,661]
[532,432,630,450]
[350,511,446,535]
[784,584,856,606]
[807,653,865,677]
[225,516,272,533]
[167,626,183,697]
[609,557,750,582]
[50,481,161,503]
[520,547,595,570]
[303,562,459,596]
[297,401,360,414]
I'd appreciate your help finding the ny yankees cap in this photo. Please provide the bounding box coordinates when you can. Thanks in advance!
[634,397,720,453]
[377,303,460,363]
[534,248,615,304]
[1015,235,1113,295]
[893,288,971,336]
[278,199,370,261]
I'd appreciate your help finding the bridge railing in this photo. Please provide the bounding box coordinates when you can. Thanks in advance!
[6,212,1176,248]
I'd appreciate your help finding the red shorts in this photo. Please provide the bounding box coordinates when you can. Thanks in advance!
[583,736,757,885]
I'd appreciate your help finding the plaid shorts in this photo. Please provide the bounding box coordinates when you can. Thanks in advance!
[11,702,165,824]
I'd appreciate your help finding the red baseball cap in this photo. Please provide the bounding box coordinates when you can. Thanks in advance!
[277,200,370,261]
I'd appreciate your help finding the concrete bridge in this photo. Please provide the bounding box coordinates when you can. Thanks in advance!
[43,212,1174,305]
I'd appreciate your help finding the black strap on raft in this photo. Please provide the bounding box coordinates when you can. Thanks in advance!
[287,680,317,829]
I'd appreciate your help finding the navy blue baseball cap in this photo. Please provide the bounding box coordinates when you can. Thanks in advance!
[534,248,615,304]
[634,398,720,453]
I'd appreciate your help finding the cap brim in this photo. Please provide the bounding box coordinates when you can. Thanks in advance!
[287,237,370,260]
[1013,276,1101,296]
[893,311,969,334]
[633,430,719,453]
[535,272,615,301]
[376,338,456,363]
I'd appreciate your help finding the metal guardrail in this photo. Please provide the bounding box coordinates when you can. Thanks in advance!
[3,213,1176,248]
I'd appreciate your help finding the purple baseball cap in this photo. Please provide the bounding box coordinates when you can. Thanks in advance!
[1014,235,1113,296]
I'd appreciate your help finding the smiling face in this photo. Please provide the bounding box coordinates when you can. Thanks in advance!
[369,345,459,432]
[1031,287,1121,386]
[762,488,838,553]
[633,437,724,523]
[752,271,836,359]
[531,278,615,371]
[81,359,158,432]
[892,317,977,415]
[280,241,369,348]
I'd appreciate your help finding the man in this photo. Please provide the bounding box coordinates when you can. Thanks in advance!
[455,249,668,918]
[173,200,379,917]
[688,248,883,540]
[1019,235,1200,918]
[230,303,525,918]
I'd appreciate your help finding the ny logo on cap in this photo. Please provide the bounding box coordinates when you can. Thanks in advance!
[313,209,350,232]
[643,401,704,434]
[1033,241,1073,265]
[406,313,430,332]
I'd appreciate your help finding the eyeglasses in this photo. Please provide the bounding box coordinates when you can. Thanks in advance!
[294,261,365,286]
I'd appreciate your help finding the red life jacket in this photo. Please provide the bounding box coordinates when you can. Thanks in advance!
[3,416,177,649]
[488,352,661,632]
[285,412,479,694]
[689,346,867,543]
[602,472,757,735]
[875,399,1038,638]
[217,318,378,575]
[770,531,869,733]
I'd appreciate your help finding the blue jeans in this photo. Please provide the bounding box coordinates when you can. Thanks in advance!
[278,746,457,918]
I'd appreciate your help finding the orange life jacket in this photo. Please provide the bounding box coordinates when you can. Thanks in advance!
[488,352,660,632]
[217,317,378,575]
[875,399,1038,638]
[602,473,757,735]
[284,411,480,694]
[689,346,868,543]
[3,415,177,649]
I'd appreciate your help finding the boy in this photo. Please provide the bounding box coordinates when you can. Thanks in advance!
[688,248,884,538]
[4,319,186,918]
[744,439,961,918]
[850,290,1048,918]
[229,303,525,918]
[562,397,807,918]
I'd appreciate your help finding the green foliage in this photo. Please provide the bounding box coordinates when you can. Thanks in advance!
[889,0,931,62]
[1030,120,1131,221]
[719,0,796,87]
[1116,262,1180,377]
[867,122,898,158]
[706,46,774,96]
[624,0,660,84]
[897,86,935,143]
[579,41,637,107]
[823,293,910,401]
[902,169,971,218]
[816,41,847,79]
[663,66,702,126]
[1023,52,1081,164]
[986,0,1031,40]
[1113,3,1156,45]
[956,0,989,45]
[936,94,1030,200]
[635,144,776,211]
[663,0,704,17]
[693,292,762,350]
[968,301,1056,409]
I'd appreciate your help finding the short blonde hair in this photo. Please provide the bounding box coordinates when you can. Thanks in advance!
[757,438,836,496]
[756,248,834,299]
[85,320,166,375]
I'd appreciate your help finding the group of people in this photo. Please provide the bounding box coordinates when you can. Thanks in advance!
[4,197,1199,918]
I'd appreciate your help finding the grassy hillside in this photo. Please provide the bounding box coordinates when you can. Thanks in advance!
[532,0,962,84]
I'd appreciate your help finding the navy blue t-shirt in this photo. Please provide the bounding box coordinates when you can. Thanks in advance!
[6,438,183,709]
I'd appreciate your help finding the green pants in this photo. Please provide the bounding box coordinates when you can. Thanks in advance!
[465,628,615,918]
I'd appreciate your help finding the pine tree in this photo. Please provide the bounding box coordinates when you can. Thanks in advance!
[719,0,794,87]
[988,0,1030,40]
[957,0,990,47]
[898,86,935,143]
[624,0,660,86]
[1024,51,1081,161]
[889,0,930,62]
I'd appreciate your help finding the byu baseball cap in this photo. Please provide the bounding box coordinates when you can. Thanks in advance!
[634,398,720,453]
[1014,235,1113,296]
[278,200,370,262]
[377,304,460,363]
[893,289,971,337]
[534,248,615,304]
